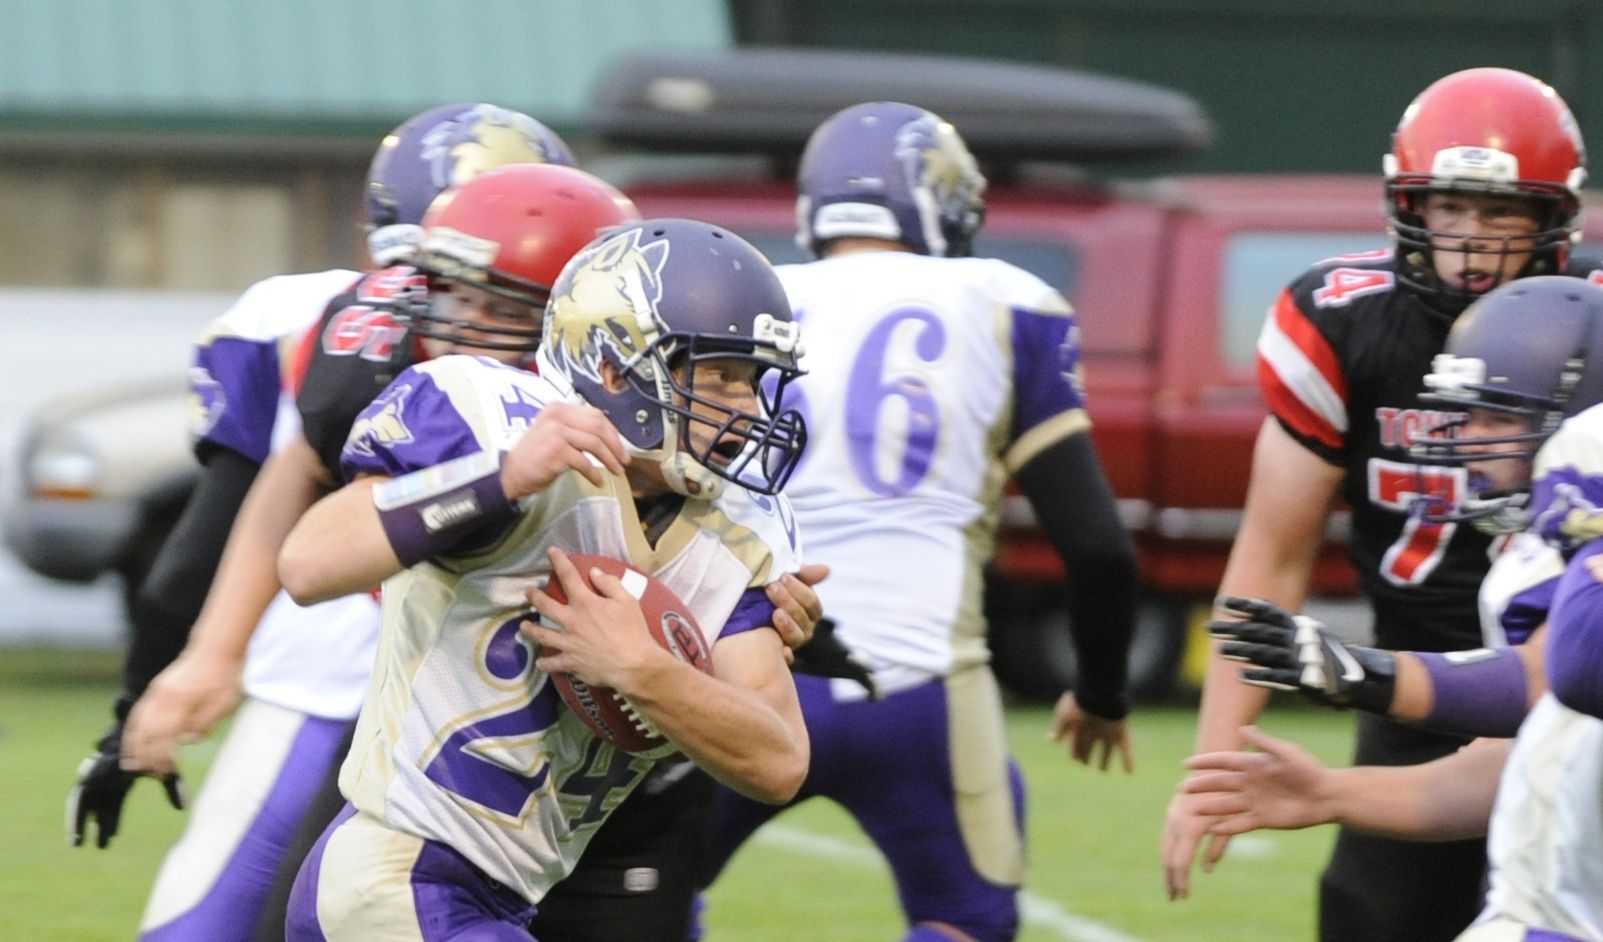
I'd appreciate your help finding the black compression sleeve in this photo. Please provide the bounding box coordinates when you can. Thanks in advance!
[1011,433,1138,719]
[119,446,260,699]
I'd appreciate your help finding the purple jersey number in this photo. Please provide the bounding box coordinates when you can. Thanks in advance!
[422,616,644,826]
[845,306,947,496]
[422,617,556,817]
[779,305,948,497]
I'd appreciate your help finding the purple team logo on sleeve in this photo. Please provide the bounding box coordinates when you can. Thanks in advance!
[190,337,283,464]
[341,369,487,480]
[187,365,226,440]
[1010,306,1086,442]
[498,386,544,429]
[343,383,416,460]
[1532,466,1603,554]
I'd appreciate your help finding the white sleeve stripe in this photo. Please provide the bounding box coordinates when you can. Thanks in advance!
[1257,312,1347,435]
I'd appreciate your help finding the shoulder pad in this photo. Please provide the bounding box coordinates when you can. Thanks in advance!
[714,487,803,579]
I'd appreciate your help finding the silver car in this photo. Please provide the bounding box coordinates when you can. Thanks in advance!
[4,376,195,615]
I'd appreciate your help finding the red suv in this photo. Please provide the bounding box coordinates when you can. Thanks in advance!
[620,171,1388,697]
[579,48,1425,698]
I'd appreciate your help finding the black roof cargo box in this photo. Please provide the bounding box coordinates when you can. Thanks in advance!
[588,47,1212,163]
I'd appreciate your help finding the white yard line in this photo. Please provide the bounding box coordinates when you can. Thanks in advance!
[1221,835,1277,860]
[755,824,1147,942]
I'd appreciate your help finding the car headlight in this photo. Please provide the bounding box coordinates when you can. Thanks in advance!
[26,435,101,499]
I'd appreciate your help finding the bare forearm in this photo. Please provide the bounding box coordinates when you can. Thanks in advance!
[1195,653,1275,752]
[621,635,807,803]
[279,477,400,604]
[1198,538,1317,752]
[1199,418,1338,752]
[1325,740,1506,840]
[189,442,328,657]
[1518,625,1549,702]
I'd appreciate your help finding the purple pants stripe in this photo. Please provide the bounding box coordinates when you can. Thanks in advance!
[286,804,537,941]
[284,803,353,942]
[410,841,537,941]
[706,673,1023,942]
[141,712,350,942]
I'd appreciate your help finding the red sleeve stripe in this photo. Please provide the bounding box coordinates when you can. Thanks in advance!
[1256,293,1347,450]
[285,318,320,396]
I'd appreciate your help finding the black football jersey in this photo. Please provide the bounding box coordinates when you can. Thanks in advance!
[294,265,426,479]
[1257,248,1601,651]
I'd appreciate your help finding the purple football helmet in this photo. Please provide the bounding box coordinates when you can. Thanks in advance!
[540,218,807,498]
[363,103,575,266]
[1411,275,1603,533]
[795,101,986,258]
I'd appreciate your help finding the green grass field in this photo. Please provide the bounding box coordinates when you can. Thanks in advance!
[0,648,1356,941]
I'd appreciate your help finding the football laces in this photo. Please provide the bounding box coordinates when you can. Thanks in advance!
[617,693,664,739]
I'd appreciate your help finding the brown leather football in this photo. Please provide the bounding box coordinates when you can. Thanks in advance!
[543,553,714,753]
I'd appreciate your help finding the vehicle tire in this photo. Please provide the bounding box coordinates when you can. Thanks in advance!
[985,575,1187,702]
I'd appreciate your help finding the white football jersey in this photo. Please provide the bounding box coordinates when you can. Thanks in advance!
[1473,694,1603,940]
[338,355,801,903]
[775,252,1088,696]
[189,269,382,720]
[1477,531,1562,647]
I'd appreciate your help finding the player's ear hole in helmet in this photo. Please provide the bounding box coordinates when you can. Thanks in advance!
[1384,68,1587,315]
[1409,275,1603,534]
[402,164,640,361]
[363,103,577,268]
[795,101,986,260]
[537,218,808,499]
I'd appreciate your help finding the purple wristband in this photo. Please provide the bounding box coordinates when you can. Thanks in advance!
[1416,647,1529,738]
[373,450,519,567]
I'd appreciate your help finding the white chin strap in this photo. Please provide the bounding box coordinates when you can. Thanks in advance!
[662,451,723,500]
[622,423,724,501]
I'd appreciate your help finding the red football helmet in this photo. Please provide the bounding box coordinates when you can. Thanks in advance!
[409,163,642,355]
[1385,68,1587,310]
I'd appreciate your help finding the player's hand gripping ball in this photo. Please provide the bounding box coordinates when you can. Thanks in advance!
[542,554,714,753]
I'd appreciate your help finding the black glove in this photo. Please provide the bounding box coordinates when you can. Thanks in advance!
[1208,596,1397,715]
[789,618,881,701]
[67,695,186,849]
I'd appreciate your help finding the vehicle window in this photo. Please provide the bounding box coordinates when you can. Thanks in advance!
[740,232,810,267]
[973,237,1079,299]
[740,230,1078,299]
[1219,232,1389,371]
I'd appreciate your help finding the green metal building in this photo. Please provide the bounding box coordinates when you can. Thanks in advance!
[3,0,1601,289]
[0,0,731,287]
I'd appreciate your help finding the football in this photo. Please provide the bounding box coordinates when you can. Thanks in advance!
[541,553,714,753]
